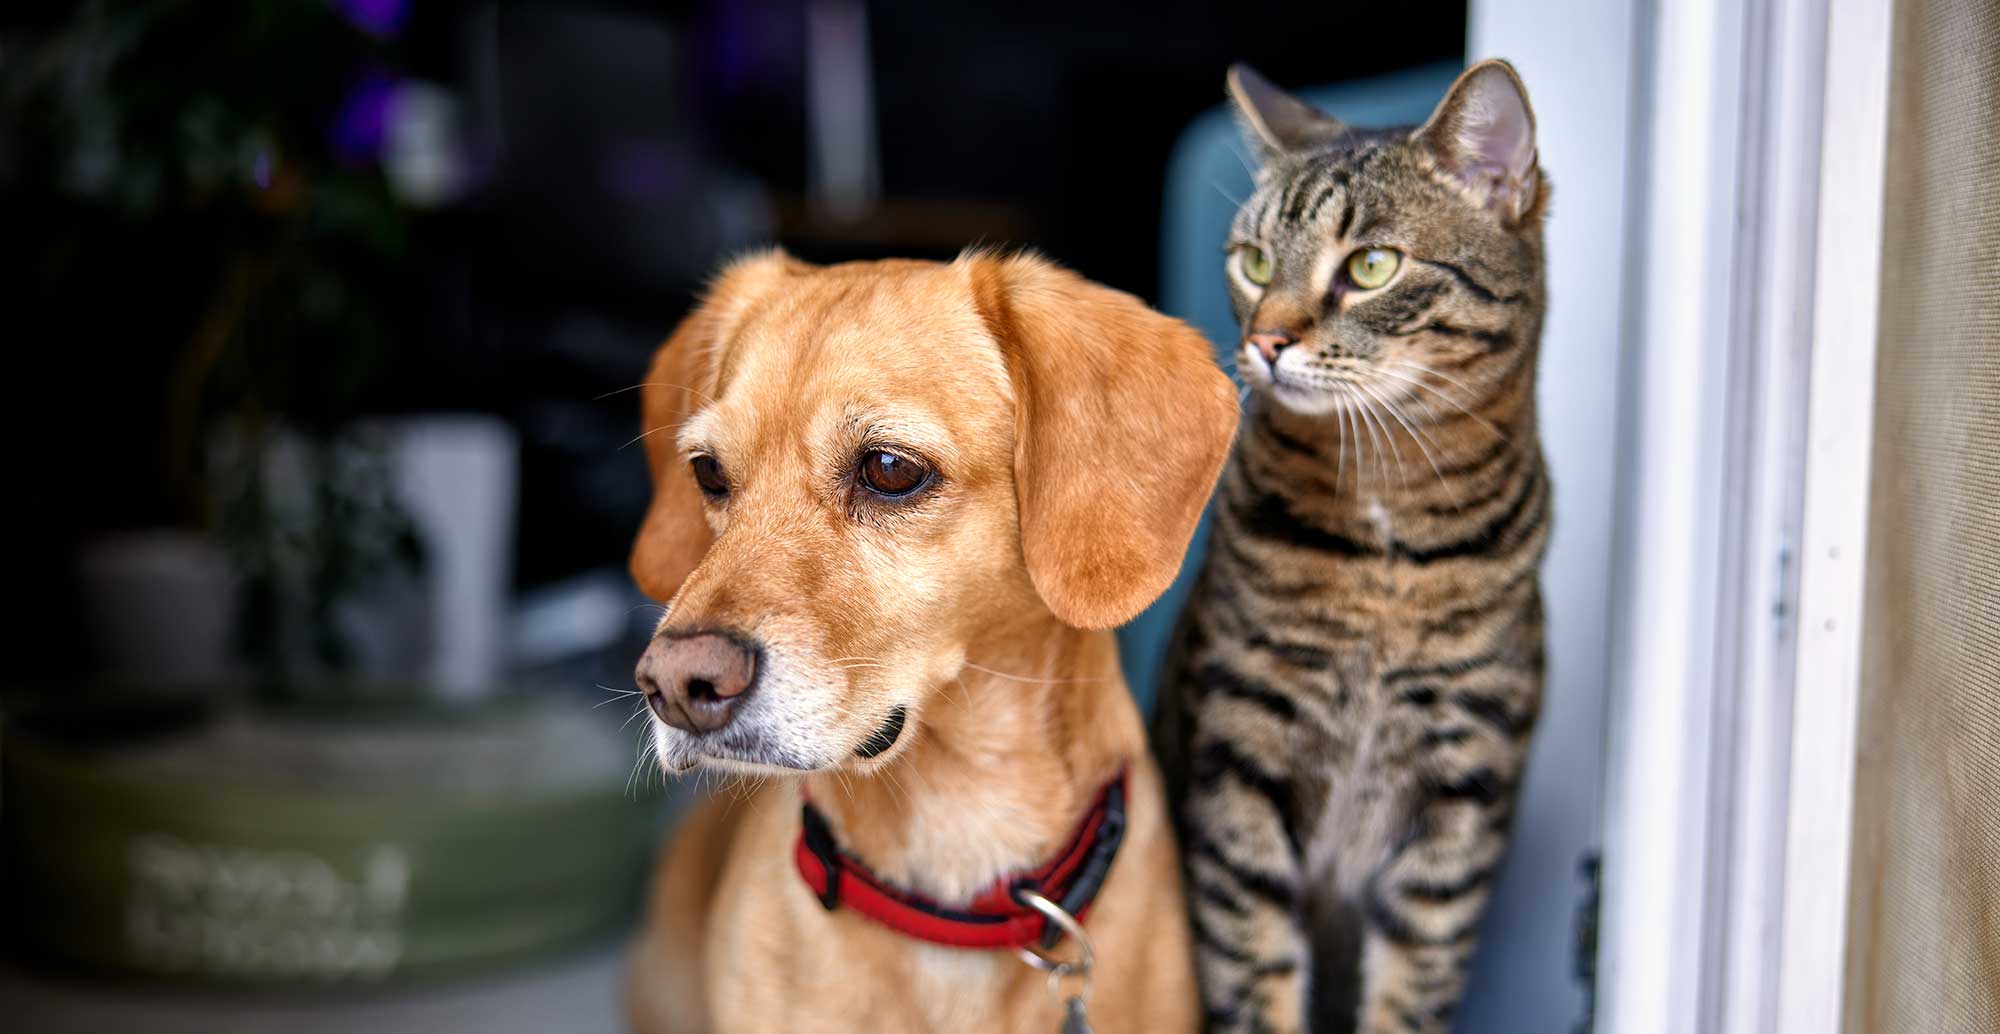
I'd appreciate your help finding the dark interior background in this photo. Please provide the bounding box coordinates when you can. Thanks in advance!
[3,0,1463,681]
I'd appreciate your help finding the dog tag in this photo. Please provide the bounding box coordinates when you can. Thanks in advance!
[1058,995,1092,1034]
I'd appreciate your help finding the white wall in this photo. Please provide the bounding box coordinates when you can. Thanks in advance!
[1456,1,1641,1031]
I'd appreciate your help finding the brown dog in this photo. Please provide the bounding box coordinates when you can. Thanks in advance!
[622,251,1237,1033]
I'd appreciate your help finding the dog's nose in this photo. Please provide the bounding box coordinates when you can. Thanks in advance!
[1246,330,1297,363]
[635,633,759,734]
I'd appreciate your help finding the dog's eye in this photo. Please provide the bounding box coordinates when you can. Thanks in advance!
[857,450,930,498]
[690,455,730,497]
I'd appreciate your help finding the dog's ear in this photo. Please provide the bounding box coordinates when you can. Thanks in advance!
[968,253,1240,630]
[629,251,797,601]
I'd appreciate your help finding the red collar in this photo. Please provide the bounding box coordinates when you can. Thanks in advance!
[794,771,1128,951]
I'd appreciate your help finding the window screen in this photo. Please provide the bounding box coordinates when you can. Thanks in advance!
[1843,1,2000,1031]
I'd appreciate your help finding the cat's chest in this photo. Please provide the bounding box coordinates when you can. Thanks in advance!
[1362,496,1395,540]
[1305,631,1425,723]
[1272,558,1438,751]
[1296,648,1428,892]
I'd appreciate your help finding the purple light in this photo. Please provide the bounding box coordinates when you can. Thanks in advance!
[603,140,687,203]
[337,0,410,37]
[330,70,398,167]
[253,149,273,189]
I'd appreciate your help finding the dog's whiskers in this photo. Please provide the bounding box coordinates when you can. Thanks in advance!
[625,710,653,799]
[877,764,915,810]
[594,684,644,709]
[961,661,1102,685]
[619,425,679,451]
[593,381,720,407]
[627,602,670,621]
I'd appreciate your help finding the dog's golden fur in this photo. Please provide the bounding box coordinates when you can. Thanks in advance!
[624,251,1237,1033]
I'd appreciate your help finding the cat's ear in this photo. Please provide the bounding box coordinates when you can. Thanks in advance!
[1227,63,1346,161]
[1414,59,1542,222]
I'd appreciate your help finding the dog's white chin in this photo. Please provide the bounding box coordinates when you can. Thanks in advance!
[694,755,817,778]
[648,723,900,779]
[648,724,789,776]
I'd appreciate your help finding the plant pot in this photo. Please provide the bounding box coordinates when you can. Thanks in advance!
[2,691,664,985]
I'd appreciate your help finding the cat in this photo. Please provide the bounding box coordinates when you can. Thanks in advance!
[1153,59,1551,1034]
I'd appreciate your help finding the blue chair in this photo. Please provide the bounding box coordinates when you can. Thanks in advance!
[1117,61,1465,711]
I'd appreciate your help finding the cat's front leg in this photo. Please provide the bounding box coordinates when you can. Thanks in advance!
[1179,727,1311,1034]
[1354,784,1513,1034]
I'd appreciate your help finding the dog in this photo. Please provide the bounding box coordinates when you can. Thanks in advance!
[622,250,1238,1033]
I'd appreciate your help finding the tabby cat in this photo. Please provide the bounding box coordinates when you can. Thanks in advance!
[1154,60,1550,1034]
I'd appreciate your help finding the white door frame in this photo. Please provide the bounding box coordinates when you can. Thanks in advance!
[1770,0,1894,1030]
[1594,0,1753,1025]
[1588,0,1895,1032]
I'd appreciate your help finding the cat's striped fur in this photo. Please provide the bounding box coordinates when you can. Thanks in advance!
[1155,61,1550,1034]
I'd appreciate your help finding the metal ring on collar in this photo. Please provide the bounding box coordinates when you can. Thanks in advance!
[1013,888,1094,980]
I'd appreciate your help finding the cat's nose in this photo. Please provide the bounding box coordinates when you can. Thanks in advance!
[1246,330,1297,363]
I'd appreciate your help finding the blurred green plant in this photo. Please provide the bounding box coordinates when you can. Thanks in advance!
[5,0,431,687]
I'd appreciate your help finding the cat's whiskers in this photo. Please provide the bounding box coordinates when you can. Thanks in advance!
[1226,142,1257,178]
[1331,390,1350,491]
[1377,385,1464,466]
[1358,390,1398,488]
[1340,389,1364,494]
[1388,358,1487,401]
[1349,383,1393,490]
[1358,380,1458,507]
[1347,387,1374,494]
[1222,354,1256,407]
[1374,363,1508,442]
[1374,396,1402,488]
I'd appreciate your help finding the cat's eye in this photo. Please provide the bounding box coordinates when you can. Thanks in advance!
[1238,246,1274,287]
[857,450,932,498]
[690,455,730,498]
[1346,248,1401,290]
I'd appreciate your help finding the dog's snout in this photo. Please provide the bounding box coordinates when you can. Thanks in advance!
[636,633,759,734]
